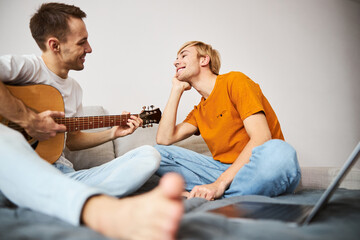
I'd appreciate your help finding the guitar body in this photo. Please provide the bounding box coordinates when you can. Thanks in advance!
[3,85,65,164]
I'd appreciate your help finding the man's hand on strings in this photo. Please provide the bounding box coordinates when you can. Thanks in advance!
[111,111,143,138]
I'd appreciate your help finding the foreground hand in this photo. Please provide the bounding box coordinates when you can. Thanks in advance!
[188,182,226,201]
[25,110,66,141]
[111,111,143,138]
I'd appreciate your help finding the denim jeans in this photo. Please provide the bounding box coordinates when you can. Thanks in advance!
[0,124,160,225]
[155,139,301,198]
[54,145,160,197]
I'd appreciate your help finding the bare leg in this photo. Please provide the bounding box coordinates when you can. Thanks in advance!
[82,173,184,240]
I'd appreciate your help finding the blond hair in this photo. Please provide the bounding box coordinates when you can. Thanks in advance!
[178,41,221,75]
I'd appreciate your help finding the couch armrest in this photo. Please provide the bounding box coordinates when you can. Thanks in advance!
[296,167,360,191]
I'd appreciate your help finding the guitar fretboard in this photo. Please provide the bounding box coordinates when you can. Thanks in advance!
[55,114,140,132]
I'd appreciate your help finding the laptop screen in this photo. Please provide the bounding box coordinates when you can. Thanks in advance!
[304,141,360,224]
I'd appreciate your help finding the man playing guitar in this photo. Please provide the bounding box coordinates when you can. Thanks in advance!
[0,3,183,240]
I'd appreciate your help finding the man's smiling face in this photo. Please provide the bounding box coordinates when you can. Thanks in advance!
[174,46,201,82]
[60,17,92,71]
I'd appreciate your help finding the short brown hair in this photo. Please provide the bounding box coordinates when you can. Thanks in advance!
[178,41,221,75]
[29,2,86,51]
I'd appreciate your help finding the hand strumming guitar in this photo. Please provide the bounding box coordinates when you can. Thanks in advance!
[0,81,66,142]
[24,110,66,141]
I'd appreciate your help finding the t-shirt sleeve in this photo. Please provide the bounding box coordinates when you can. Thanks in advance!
[0,55,39,85]
[183,107,201,135]
[229,73,265,121]
[183,107,198,128]
[72,80,84,117]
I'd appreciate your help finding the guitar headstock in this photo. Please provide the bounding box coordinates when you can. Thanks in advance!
[140,106,162,128]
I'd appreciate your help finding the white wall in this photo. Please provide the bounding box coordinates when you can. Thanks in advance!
[1,0,359,168]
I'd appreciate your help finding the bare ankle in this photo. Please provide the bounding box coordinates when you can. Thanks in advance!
[81,195,112,232]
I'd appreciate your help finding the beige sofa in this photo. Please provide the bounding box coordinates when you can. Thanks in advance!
[64,106,360,191]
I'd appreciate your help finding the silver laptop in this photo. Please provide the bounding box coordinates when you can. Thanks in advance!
[209,141,360,226]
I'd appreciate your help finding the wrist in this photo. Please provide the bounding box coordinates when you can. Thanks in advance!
[109,128,115,140]
[171,84,185,94]
[170,86,187,102]
[214,178,230,192]
[21,110,37,130]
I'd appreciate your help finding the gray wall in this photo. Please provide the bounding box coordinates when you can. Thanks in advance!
[1,0,359,167]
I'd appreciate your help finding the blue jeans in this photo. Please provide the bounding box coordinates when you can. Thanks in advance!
[0,124,160,225]
[155,139,301,198]
[54,145,160,197]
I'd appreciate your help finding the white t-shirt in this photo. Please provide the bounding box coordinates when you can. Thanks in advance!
[0,54,84,167]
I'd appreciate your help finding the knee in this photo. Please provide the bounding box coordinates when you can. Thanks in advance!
[153,144,174,158]
[244,140,301,196]
[154,144,167,154]
[135,145,161,169]
[263,139,297,166]
[277,141,298,170]
[252,140,300,176]
[138,144,160,155]
[0,126,28,149]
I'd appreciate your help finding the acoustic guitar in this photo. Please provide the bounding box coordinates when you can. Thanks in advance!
[1,84,162,164]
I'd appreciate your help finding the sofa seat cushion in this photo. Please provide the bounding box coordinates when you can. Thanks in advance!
[63,106,116,170]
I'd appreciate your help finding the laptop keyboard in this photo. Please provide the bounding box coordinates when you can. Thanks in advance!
[240,202,313,221]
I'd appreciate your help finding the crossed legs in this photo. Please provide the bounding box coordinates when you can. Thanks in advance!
[56,145,161,197]
[155,139,301,198]
[0,124,184,240]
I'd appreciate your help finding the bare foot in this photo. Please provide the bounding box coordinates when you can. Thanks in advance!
[82,173,184,240]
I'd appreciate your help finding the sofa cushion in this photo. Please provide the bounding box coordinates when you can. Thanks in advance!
[63,106,115,170]
[296,167,360,191]
[114,126,158,157]
[114,125,212,157]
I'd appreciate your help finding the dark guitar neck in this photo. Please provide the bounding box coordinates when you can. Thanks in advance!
[54,114,140,132]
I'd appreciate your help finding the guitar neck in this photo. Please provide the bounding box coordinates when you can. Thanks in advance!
[55,114,140,132]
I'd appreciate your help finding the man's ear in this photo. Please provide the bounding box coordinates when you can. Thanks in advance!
[48,37,60,53]
[200,55,210,67]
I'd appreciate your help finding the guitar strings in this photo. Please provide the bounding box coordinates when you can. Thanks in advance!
[55,114,141,125]
[6,112,158,132]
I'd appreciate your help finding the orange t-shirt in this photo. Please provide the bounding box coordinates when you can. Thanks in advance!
[184,71,284,164]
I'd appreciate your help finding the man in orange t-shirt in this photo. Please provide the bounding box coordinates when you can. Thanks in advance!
[155,41,301,200]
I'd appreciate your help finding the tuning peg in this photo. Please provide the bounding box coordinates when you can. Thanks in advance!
[150,105,154,110]
[142,106,146,111]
